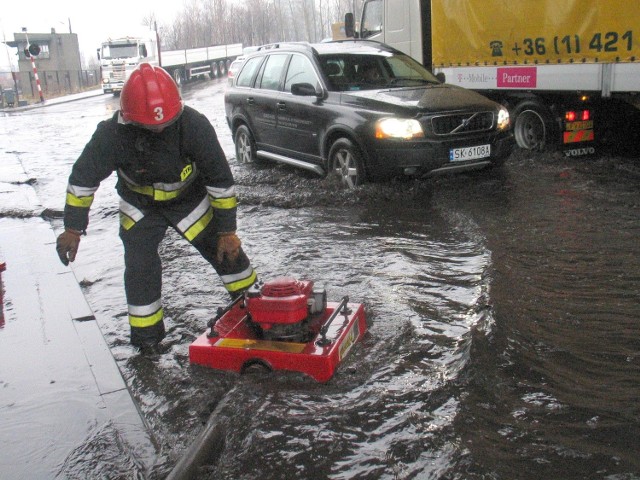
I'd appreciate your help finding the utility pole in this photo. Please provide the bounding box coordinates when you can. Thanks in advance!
[2,28,20,106]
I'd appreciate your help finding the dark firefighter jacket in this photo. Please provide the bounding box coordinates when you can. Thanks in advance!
[63,105,237,234]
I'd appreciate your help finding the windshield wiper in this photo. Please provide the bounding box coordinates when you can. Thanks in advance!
[387,78,439,87]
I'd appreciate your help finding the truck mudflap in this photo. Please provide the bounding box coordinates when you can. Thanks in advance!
[563,145,597,157]
[563,120,595,144]
[562,115,596,156]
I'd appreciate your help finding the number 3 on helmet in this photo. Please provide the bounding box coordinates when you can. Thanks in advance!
[120,63,183,127]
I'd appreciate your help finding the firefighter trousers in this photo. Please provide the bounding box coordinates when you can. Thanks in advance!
[118,193,257,347]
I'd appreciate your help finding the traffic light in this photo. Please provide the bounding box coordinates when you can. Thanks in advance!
[23,43,41,57]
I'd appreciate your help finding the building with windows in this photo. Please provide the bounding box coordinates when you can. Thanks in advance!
[5,29,85,98]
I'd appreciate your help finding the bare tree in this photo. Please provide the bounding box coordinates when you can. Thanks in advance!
[318,0,325,40]
[286,0,300,41]
[213,0,229,44]
[157,0,364,50]
[274,0,286,41]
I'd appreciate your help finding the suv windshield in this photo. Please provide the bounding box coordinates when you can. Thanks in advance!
[319,52,439,91]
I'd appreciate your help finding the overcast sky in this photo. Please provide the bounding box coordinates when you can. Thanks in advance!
[0,1,183,69]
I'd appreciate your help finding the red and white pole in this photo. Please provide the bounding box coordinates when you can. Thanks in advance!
[22,28,44,103]
[28,54,44,103]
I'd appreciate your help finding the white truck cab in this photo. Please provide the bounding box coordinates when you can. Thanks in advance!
[98,36,158,95]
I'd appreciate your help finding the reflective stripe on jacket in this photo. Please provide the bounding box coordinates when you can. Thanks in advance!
[63,105,237,234]
[118,163,198,201]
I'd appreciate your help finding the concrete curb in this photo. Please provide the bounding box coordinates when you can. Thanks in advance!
[0,155,159,478]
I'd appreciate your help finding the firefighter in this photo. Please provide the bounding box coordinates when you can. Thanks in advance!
[55,63,257,350]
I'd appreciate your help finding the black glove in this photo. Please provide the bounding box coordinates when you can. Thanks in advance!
[56,229,82,266]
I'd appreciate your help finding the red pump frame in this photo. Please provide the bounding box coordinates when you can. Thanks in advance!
[189,297,367,382]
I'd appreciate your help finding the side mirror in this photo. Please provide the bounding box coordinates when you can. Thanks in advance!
[291,82,321,97]
[436,72,446,83]
[96,48,101,60]
[345,13,355,38]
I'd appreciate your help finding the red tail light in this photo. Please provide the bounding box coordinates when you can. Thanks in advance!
[566,110,590,122]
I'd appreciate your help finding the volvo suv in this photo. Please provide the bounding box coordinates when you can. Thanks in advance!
[224,40,514,188]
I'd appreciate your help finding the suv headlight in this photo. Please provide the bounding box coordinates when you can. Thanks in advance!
[497,107,510,130]
[375,118,424,140]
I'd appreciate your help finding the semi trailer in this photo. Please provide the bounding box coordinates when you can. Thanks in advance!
[98,34,242,94]
[346,0,640,154]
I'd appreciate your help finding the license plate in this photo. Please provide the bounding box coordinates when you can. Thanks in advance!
[450,144,491,162]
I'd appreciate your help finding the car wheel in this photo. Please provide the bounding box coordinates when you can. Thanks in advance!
[235,125,258,164]
[328,138,366,189]
[513,101,553,150]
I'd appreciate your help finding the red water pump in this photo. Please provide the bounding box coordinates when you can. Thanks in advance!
[243,277,327,341]
[189,276,367,382]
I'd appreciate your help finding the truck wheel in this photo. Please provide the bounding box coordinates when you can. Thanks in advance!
[218,60,226,76]
[513,101,553,151]
[235,125,259,164]
[172,69,183,86]
[328,138,366,189]
[210,62,219,79]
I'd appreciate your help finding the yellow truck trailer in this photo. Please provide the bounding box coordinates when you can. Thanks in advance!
[347,0,640,154]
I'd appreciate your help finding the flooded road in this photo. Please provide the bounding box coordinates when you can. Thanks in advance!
[1,79,639,479]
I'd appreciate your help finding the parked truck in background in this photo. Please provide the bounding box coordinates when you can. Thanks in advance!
[98,34,242,94]
[98,36,157,94]
[346,0,640,155]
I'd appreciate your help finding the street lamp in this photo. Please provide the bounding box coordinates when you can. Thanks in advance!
[21,27,44,103]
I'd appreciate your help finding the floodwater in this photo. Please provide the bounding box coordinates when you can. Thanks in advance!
[1,78,639,479]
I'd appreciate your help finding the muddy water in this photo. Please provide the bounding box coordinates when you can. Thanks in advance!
[1,80,639,479]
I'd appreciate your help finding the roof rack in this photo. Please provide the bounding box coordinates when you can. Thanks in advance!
[256,41,312,51]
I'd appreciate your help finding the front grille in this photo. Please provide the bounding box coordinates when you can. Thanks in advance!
[112,64,126,81]
[430,111,495,136]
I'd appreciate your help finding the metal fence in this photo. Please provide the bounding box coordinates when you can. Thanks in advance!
[3,69,101,102]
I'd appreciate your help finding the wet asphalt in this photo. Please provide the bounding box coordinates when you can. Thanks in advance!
[1,79,639,479]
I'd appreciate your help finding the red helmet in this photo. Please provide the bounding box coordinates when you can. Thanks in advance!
[120,63,183,127]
